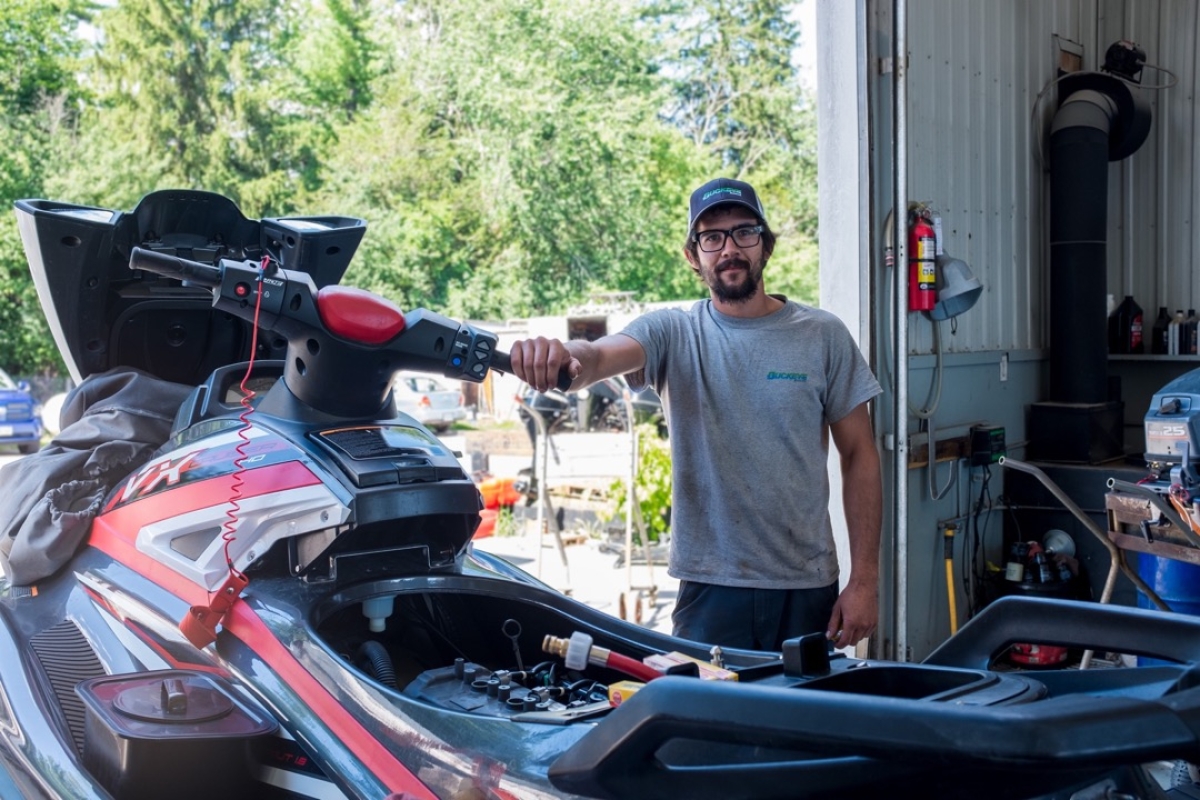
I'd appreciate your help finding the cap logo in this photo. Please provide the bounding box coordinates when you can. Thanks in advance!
[703,187,743,201]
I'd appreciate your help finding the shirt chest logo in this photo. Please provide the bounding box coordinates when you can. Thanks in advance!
[767,371,808,382]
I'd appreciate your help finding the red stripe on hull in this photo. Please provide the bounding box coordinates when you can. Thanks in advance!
[88,461,324,605]
[82,460,434,795]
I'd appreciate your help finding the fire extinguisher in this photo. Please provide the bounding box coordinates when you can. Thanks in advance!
[908,210,937,312]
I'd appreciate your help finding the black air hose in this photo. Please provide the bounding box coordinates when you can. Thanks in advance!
[357,640,398,689]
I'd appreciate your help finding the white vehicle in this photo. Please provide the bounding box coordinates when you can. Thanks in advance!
[40,391,68,436]
[392,371,466,432]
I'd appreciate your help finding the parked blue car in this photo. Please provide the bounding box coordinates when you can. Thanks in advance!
[0,368,42,454]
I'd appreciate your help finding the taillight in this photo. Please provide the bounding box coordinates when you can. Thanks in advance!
[419,395,432,407]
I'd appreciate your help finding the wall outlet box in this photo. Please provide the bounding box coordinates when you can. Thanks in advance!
[970,425,1006,466]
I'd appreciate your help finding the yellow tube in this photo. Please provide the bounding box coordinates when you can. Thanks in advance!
[944,525,958,635]
[945,556,958,635]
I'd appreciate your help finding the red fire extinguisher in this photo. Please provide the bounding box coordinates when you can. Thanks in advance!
[908,211,937,312]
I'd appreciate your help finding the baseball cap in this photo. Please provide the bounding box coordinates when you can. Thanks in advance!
[687,178,767,236]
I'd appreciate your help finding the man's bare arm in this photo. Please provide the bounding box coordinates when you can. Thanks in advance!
[826,402,882,646]
[508,333,646,393]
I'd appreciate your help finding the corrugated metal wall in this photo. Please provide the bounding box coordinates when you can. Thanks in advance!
[858,0,1200,661]
[1102,0,1200,325]
[880,0,1200,356]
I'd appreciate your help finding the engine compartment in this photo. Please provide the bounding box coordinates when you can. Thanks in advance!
[308,570,1062,728]
[313,577,683,722]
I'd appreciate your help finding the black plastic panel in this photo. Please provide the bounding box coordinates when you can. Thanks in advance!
[14,191,365,385]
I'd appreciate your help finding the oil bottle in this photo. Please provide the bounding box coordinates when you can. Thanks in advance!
[1112,295,1143,354]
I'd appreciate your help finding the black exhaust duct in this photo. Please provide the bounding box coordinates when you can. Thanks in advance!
[1029,68,1151,464]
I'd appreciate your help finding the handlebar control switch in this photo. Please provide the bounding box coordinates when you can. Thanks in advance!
[448,325,499,382]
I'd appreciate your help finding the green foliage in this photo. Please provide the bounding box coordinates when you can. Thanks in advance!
[494,506,520,538]
[1,0,821,375]
[316,0,707,319]
[608,424,673,544]
[0,0,92,375]
[0,0,90,114]
[293,0,380,121]
[0,219,63,375]
[651,0,802,167]
[46,0,318,214]
[648,0,818,304]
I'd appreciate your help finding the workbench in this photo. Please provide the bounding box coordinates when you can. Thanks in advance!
[1106,491,1200,568]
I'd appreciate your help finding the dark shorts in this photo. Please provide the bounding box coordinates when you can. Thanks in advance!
[671,580,839,651]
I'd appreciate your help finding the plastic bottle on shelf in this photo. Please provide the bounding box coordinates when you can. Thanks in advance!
[1170,310,1186,356]
[1034,551,1055,583]
[1187,309,1199,355]
[1130,298,1144,353]
[1152,306,1170,355]
[1113,295,1143,354]
[1004,542,1028,582]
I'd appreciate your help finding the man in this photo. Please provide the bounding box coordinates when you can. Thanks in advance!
[509,177,882,651]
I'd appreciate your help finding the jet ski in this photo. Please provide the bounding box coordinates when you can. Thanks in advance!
[4,190,1200,800]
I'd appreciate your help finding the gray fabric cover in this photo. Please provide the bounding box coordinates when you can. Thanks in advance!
[0,368,193,585]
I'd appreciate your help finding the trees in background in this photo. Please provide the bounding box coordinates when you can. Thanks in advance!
[0,0,93,375]
[3,0,817,374]
[652,0,818,303]
[45,0,321,213]
[316,0,706,319]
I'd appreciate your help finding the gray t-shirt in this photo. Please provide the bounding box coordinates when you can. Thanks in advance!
[620,298,881,590]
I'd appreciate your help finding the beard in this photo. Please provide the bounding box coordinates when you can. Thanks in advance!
[704,254,765,303]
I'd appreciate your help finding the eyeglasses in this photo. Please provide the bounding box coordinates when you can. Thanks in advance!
[694,225,764,253]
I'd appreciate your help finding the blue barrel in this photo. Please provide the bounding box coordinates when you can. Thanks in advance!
[1137,553,1200,665]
